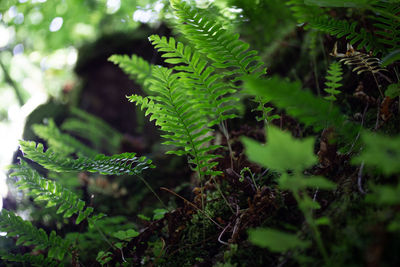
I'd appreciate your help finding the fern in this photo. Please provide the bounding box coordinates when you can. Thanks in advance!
[108,54,153,93]
[310,17,384,54]
[286,0,324,24]
[170,0,266,80]
[61,107,123,154]
[324,61,343,101]
[128,66,221,178]
[0,252,60,266]
[148,35,238,127]
[371,1,400,51]
[10,160,102,225]
[33,118,98,157]
[244,76,357,135]
[19,140,154,176]
[0,209,69,260]
[339,52,385,75]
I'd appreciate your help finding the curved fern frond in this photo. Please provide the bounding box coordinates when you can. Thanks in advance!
[19,140,154,176]
[324,61,343,101]
[10,160,102,225]
[0,252,60,266]
[33,118,97,157]
[0,209,69,260]
[170,0,266,80]
[61,107,122,154]
[309,17,384,54]
[128,66,221,178]
[149,35,238,127]
[108,54,153,93]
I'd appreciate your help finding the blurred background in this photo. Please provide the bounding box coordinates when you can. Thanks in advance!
[0,0,298,213]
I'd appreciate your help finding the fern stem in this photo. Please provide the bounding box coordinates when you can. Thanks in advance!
[219,122,234,169]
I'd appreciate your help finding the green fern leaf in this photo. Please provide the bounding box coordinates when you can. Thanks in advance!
[61,107,123,154]
[324,61,343,101]
[128,66,221,178]
[19,140,154,175]
[0,252,60,267]
[0,209,69,260]
[108,54,153,93]
[170,0,266,80]
[149,35,238,127]
[33,118,97,157]
[10,160,102,225]
[310,17,384,54]
[244,76,357,135]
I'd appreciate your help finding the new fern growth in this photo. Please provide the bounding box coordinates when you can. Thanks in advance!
[128,66,221,178]
[324,61,343,101]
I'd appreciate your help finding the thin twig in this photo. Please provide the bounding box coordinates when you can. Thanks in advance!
[357,161,366,195]
[218,223,231,245]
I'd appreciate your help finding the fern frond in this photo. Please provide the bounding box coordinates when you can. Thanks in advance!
[286,0,324,24]
[0,252,60,266]
[128,66,221,177]
[33,119,97,157]
[339,53,385,75]
[170,0,266,80]
[19,140,154,176]
[10,160,102,225]
[61,107,122,154]
[309,17,384,54]
[149,35,238,127]
[324,61,343,101]
[108,54,153,92]
[370,1,400,52]
[0,209,69,260]
[244,76,357,135]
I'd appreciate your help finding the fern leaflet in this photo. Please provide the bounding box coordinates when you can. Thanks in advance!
[61,107,123,154]
[170,0,266,80]
[10,160,103,225]
[108,54,153,93]
[0,209,69,260]
[19,140,154,175]
[0,252,60,266]
[149,35,238,127]
[324,61,343,101]
[33,118,97,157]
[128,66,221,178]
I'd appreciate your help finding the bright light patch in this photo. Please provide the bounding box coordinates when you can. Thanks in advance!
[13,43,24,55]
[133,9,154,23]
[7,6,17,19]
[0,173,8,198]
[49,17,63,32]
[14,13,24,24]
[107,0,121,14]
[0,25,11,48]
[29,11,43,25]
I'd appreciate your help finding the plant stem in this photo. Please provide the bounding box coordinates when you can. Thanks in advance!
[293,191,329,264]
[138,174,169,211]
